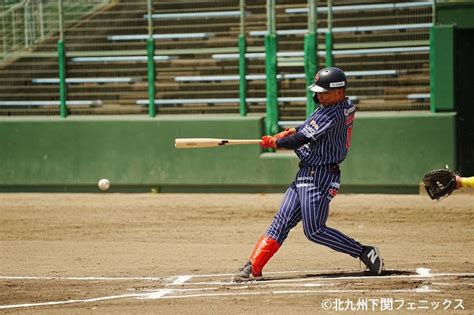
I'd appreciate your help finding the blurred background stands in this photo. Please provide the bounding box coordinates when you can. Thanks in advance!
[0,0,432,120]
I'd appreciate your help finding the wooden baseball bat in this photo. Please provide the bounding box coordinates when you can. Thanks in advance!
[175,138,261,149]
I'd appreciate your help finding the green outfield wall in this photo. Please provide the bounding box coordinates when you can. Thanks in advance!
[436,2,474,29]
[0,113,455,193]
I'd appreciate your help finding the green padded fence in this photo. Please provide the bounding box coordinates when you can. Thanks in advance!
[0,113,456,193]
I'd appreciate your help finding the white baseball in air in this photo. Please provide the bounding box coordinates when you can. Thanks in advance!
[98,178,110,191]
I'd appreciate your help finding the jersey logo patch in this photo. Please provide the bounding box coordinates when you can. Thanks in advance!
[302,126,316,137]
[310,120,319,129]
[301,120,319,138]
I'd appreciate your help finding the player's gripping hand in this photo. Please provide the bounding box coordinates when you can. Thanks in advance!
[261,136,278,149]
[274,128,296,139]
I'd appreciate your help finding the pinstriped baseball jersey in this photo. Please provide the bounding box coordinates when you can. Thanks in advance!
[295,97,355,166]
[265,96,363,258]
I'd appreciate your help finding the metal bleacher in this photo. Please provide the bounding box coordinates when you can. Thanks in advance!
[0,0,433,118]
[286,1,433,14]
[212,46,430,60]
[273,0,432,116]
[249,23,433,36]
[33,77,139,84]
[0,100,102,107]
[145,10,242,20]
[173,70,398,82]
[107,33,212,41]
[71,56,174,63]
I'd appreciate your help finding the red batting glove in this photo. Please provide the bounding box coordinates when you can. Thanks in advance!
[274,128,296,139]
[261,135,278,149]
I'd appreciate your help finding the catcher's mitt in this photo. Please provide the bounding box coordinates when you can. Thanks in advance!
[423,169,457,200]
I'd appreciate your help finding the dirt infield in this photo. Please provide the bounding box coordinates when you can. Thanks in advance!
[0,193,472,314]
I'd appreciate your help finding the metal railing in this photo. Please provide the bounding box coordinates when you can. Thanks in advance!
[0,0,108,61]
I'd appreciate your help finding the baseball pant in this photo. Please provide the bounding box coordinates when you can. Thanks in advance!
[265,165,363,258]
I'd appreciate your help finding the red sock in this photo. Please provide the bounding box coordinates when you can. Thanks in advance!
[249,235,280,276]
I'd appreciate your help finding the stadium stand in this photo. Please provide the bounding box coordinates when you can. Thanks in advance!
[0,0,432,118]
[0,100,102,106]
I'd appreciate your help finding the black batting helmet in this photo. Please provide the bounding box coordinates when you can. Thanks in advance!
[308,67,347,93]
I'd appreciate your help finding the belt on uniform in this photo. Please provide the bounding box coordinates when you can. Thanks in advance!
[298,161,340,174]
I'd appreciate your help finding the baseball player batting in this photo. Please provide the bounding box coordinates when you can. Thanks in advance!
[234,67,384,281]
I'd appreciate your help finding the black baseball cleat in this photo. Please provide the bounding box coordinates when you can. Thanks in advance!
[360,246,384,276]
[232,261,262,282]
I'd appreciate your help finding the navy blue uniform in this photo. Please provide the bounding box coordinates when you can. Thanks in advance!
[265,97,363,258]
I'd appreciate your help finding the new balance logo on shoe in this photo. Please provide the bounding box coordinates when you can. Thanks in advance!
[367,249,378,264]
[360,246,384,276]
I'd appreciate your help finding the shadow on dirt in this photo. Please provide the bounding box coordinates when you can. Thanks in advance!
[260,269,416,281]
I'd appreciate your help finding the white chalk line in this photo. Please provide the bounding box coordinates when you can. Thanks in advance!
[128,287,219,293]
[135,275,192,300]
[178,268,342,278]
[140,278,441,294]
[166,274,470,287]
[169,282,339,288]
[0,275,192,310]
[0,276,162,281]
[0,288,440,309]
[2,270,471,283]
[146,282,338,292]
[173,275,192,284]
[0,269,346,282]
[127,288,443,301]
[167,274,422,287]
[1,269,471,310]
[3,287,440,309]
[0,293,139,310]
